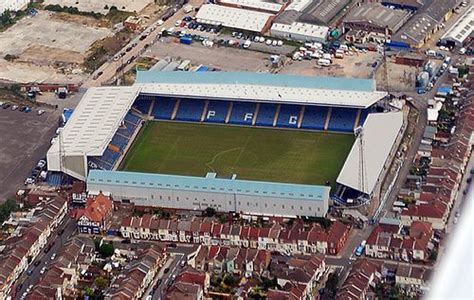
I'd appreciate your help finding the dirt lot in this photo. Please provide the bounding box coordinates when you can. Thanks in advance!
[147,39,272,72]
[0,107,58,201]
[280,51,381,78]
[0,11,112,83]
[375,57,420,92]
[44,0,155,14]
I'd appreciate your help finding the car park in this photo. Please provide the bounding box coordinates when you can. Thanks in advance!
[272,40,278,46]
[266,39,272,45]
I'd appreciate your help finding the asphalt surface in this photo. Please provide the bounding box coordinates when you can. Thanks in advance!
[0,105,60,202]
[13,217,77,299]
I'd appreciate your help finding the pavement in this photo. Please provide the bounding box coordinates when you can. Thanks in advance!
[13,216,77,299]
[83,0,205,88]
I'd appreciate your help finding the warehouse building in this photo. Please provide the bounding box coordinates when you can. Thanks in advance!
[390,0,459,48]
[217,0,285,14]
[87,170,330,218]
[439,5,474,47]
[195,4,274,33]
[270,22,329,42]
[381,0,423,11]
[343,3,412,43]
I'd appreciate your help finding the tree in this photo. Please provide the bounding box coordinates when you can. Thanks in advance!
[99,242,114,257]
[429,249,438,262]
[0,199,17,224]
[94,276,108,289]
[0,10,13,26]
[223,274,236,286]
[204,207,216,217]
[325,272,339,296]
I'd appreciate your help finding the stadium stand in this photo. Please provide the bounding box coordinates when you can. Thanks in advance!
[133,96,153,115]
[111,134,129,151]
[255,103,277,126]
[152,97,176,120]
[175,99,206,121]
[229,101,257,125]
[358,109,370,126]
[204,100,229,123]
[301,106,329,130]
[125,112,142,126]
[47,172,62,187]
[328,108,358,132]
[277,104,301,128]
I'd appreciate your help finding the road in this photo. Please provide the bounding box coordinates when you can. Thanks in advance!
[83,0,205,88]
[13,217,77,299]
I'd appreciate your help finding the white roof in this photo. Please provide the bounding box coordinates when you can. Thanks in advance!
[285,0,312,12]
[337,111,404,195]
[441,6,474,44]
[218,0,283,13]
[271,22,329,40]
[48,86,140,157]
[195,4,274,32]
[138,83,387,108]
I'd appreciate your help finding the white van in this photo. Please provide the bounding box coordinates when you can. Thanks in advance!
[317,58,331,66]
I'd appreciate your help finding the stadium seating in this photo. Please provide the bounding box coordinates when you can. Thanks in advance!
[358,109,370,127]
[175,99,205,121]
[47,172,62,187]
[125,112,141,126]
[204,100,229,123]
[111,134,129,151]
[133,97,153,115]
[117,123,135,138]
[328,108,358,132]
[229,101,256,125]
[255,103,277,126]
[152,97,176,120]
[276,105,301,128]
[301,106,328,130]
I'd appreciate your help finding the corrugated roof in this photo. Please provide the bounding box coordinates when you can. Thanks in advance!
[337,111,404,194]
[271,22,329,40]
[195,4,274,32]
[218,0,283,13]
[440,5,474,44]
[87,170,330,202]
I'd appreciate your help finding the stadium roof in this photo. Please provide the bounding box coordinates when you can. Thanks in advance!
[87,170,331,202]
[48,86,140,157]
[136,71,386,108]
[218,0,283,13]
[440,5,474,45]
[337,111,404,195]
[195,4,274,33]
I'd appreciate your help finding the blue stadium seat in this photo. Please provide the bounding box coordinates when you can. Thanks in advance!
[117,123,134,138]
[301,106,328,130]
[47,172,62,187]
[124,112,141,125]
[328,108,358,132]
[152,97,176,120]
[204,101,229,123]
[255,103,277,127]
[358,109,370,126]
[175,99,205,122]
[276,105,301,128]
[111,134,129,151]
[229,101,256,125]
[133,98,152,115]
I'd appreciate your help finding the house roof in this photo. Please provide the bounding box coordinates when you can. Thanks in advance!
[402,202,447,218]
[79,192,113,223]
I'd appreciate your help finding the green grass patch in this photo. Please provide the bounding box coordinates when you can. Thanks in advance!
[120,122,354,186]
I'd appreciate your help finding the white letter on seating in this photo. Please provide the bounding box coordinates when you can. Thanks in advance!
[244,113,253,121]
[207,110,216,119]
[289,116,298,124]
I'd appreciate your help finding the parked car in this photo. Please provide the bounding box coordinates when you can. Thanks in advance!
[2,103,11,109]
[12,105,18,111]
[24,177,35,185]
[37,110,45,115]
[40,267,47,274]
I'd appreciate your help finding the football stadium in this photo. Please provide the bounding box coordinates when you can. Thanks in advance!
[47,71,406,217]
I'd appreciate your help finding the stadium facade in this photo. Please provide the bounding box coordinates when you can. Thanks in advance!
[87,170,330,218]
[47,71,401,216]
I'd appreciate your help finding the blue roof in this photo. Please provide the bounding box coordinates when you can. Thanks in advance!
[135,71,376,92]
[87,170,330,202]
[437,86,452,94]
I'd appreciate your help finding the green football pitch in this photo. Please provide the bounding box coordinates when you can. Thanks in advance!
[120,121,355,186]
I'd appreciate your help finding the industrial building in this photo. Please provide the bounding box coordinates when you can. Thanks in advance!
[87,170,330,218]
[336,111,406,203]
[343,3,412,43]
[270,22,329,43]
[390,0,459,48]
[439,5,474,47]
[195,4,274,33]
[216,0,285,14]
[0,0,29,14]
